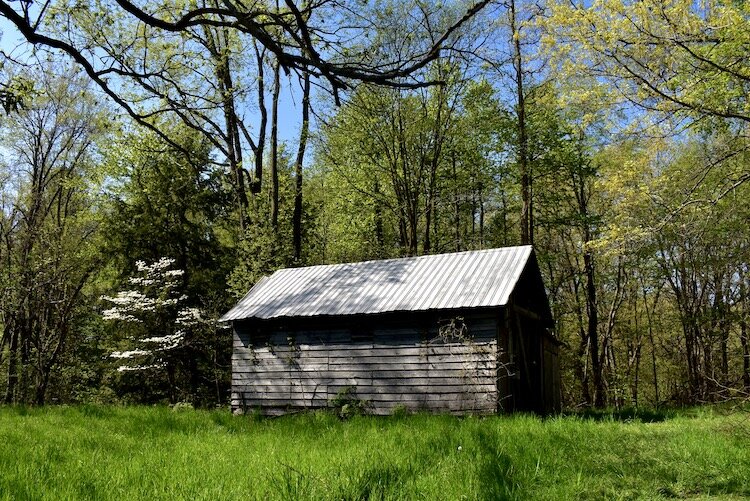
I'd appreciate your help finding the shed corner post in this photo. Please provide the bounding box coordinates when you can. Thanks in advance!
[496,306,512,414]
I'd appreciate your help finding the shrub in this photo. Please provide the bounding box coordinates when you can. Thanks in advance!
[330,386,370,419]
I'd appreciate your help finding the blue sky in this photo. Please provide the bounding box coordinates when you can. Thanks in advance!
[1,15,310,147]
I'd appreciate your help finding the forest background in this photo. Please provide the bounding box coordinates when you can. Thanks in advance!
[1,0,749,410]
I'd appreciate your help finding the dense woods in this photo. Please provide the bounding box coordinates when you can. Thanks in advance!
[1,0,749,409]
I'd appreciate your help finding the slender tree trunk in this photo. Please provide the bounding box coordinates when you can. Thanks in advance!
[702,328,714,400]
[270,59,281,230]
[630,291,641,407]
[35,367,48,405]
[471,187,476,237]
[423,83,446,255]
[424,187,435,253]
[681,314,698,399]
[452,151,460,251]
[501,191,508,246]
[720,323,729,393]
[740,267,750,390]
[167,362,177,404]
[432,192,439,253]
[578,333,592,406]
[6,238,36,404]
[584,249,604,408]
[204,27,249,229]
[293,72,310,262]
[569,248,592,406]
[374,180,384,256]
[398,215,408,252]
[719,293,730,388]
[478,181,485,247]
[741,317,750,391]
[4,328,19,403]
[251,42,267,194]
[20,321,31,402]
[188,346,200,405]
[643,283,661,405]
[213,344,222,404]
[509,0,531,245]
[633,342,642,408]
[409,207,418,256]
[711,273,729,395]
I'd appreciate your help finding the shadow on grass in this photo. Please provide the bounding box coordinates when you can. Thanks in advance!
[269,418,529,500]
[658,477,750,499]
[5,404,32,416]
[473,429,526,501]
[269,459,415,499]
[346,462,413,499]
[568,407,677,423]
[76,404,119,419]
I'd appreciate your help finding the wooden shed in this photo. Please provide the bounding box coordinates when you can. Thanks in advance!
[221,245,560,415]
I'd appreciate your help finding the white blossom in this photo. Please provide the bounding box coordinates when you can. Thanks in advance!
[110,349,150,359]
[176,307,202,325]
[142,332,184,350]
[101,257,200,374]
[101,290,147,305]
[102,309,141,323]
[128,277,156,286]
[136,257,175,274]
[117,363,164,372]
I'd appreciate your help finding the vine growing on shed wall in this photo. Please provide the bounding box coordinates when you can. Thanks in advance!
[436,316,511,412]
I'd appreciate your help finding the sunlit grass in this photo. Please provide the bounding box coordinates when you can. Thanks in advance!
[0,405,748,500]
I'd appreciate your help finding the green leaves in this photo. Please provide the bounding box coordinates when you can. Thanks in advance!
[0,74,34,114]
[547,0,750,126]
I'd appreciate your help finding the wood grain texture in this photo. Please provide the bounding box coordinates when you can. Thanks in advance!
[232,311,502,415]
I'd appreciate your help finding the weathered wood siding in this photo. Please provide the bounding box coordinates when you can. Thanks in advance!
[232,312,499,415]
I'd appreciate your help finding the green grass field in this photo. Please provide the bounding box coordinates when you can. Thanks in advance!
[0,405,748,500]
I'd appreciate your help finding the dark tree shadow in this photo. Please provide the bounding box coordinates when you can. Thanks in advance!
[567,407,676,423]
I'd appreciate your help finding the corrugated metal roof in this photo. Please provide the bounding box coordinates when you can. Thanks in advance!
[221,245,534,321]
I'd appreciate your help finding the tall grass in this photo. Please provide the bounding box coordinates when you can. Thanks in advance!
[0,405,748,500]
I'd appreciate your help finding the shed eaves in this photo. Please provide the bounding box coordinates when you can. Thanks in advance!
[220,245,534,321]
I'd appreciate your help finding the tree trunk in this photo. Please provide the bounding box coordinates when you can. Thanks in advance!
[569,247,592,406]
[740,266,750,390]
[204,27,249,229]
[374,180,385,257]
[293,72,310,262]
[35,368,48,406]
[4,328,19,403]
[643,283,661,405]
[167,362,177,404]
[251,42,267,194]
[452,151,460,251]
[423,82,446,255]
[577,332,592,406]
[584,249,604,408]
[270,59,281,230]
[478,181,485,247]
[501,191,508,246]
[741,317,750,391]
[630,290,641,407]
[509,0,532,245]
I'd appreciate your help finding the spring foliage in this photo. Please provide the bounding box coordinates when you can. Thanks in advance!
[101,258,202,373]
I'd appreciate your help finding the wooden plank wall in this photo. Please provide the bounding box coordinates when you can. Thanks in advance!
[232,313,499,415]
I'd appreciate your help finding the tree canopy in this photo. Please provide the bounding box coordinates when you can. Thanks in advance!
[1,0,750,409]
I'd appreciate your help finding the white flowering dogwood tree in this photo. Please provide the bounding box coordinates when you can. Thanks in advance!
[101,258,206,399]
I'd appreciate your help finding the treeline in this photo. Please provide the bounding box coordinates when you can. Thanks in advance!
[1,0,749,408]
